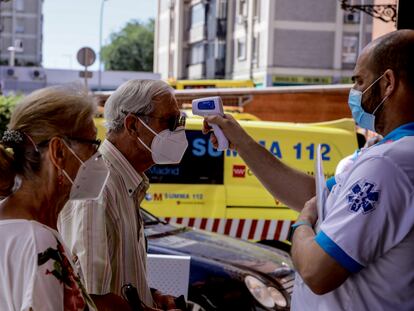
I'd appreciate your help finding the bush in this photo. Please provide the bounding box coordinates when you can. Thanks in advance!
[0,95,23,138]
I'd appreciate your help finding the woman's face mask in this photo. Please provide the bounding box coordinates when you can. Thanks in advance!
[348,73,388,131]
[61,141,109,201]
[136,117,188,165]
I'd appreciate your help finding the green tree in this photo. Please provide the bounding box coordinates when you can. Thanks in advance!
[0,95,23,137]
[101,19,154,72]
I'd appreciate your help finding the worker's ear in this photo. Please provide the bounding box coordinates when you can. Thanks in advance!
[382,69,395,98]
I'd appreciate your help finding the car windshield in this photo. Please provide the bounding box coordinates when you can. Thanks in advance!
[141,209,161,225]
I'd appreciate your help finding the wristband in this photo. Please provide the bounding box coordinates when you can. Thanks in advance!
[288,220,313,242]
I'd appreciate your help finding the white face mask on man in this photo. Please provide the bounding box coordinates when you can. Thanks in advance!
[136,117,188,165]
[61,140,110,201]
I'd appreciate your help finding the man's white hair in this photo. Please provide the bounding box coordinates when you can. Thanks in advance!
[104,79,174,132]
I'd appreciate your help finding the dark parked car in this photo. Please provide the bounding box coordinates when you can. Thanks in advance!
[143,209,295,311]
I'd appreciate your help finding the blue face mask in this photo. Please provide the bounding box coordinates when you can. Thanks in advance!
[348,74,388,131]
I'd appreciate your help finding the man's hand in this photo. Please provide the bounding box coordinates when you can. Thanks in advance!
[297,196,318,226]
[291,196,350,295]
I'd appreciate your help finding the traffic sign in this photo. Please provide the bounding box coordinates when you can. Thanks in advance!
[77,47,96,67]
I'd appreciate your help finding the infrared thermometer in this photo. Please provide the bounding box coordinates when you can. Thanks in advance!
[192,96,229,151]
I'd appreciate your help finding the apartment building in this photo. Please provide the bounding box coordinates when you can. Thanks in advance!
[154,0,228,80]
[154,0,373,86]
[0,0,43,66]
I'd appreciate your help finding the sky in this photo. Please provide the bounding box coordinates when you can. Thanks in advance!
[43,0,156,70]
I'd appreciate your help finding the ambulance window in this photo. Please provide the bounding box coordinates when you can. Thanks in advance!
[145,130,224,184]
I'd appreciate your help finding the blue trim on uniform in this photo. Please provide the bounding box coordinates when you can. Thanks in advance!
[350,149,360,160]
[315,231,364,273]
[326,176,336,192]
[377,122,414,145]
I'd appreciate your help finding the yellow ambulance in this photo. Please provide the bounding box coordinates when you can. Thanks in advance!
[95,112,357,244]
[168,79,255,89]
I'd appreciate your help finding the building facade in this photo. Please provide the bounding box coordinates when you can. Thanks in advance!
[0,0,43,66]
[154,0,373,86]
[372,0,397,40]
[0,66,161,95]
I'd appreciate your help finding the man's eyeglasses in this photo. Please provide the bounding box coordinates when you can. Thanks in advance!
[65,137,101,152]
[137,114,186,131]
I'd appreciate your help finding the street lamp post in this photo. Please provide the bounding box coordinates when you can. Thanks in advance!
[98,0,108,91]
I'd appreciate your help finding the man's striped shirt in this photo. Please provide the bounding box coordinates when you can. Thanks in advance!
[58,139,153,306]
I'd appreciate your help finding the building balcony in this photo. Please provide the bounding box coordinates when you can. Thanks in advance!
[188,24,206,44]
[187,63,206,79]
[216,19,227,38]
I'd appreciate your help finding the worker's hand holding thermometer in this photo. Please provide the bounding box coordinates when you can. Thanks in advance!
[192,96,229,151]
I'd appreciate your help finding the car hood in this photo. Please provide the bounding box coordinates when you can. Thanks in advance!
[145,222,293,276]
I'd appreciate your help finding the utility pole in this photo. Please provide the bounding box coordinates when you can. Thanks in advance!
[98,0,108,91]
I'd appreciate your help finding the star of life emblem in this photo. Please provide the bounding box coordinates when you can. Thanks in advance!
[347,181,380,214]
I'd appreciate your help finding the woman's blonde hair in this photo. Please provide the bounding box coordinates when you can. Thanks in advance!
[0,85,96,194]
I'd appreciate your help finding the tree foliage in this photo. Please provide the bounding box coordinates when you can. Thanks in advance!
[0,95,23,137]
[101,19,154,72]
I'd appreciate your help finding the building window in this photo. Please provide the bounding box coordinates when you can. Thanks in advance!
[15,0,24,11]
[253,0,260,21]
[217,0,227,19]
[16,24,25,33]
[342,35,358,64]
[215,40,226,59]
[237,38,246,60]
[238,0,247,16]
[252,35,259,65]
[191,3,205,27]
[191,42,205,65]
[16,19,25,33]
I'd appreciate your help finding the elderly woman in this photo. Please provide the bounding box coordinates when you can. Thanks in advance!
[0,86,117,310]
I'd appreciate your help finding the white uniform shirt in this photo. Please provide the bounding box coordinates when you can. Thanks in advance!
[292,130,414,310]
[58,139,153,306]
[0,220,96,311]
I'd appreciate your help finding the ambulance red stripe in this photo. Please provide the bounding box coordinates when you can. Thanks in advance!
[159,217,292,241]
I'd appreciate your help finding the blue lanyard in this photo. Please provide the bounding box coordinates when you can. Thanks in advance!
[377,122,414,145]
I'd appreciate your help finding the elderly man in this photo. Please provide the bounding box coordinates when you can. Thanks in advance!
[58,80,187,310]
[203,30,414,310]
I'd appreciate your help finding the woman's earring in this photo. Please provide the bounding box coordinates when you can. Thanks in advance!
[58,169,64,186]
